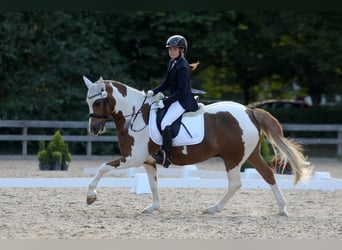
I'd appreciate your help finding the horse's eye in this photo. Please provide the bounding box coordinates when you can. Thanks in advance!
[94,100,101,107]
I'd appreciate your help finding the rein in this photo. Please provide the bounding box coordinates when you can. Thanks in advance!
[130,96,148,132]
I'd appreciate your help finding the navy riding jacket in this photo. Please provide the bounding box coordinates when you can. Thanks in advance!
[152,56,198,112]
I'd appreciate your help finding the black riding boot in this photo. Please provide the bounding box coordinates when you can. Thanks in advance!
[152,126,172,168]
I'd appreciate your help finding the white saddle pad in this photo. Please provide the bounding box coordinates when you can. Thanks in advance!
[149,103,205,146]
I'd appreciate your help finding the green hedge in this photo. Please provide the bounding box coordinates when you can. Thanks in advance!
[264,106,342,124]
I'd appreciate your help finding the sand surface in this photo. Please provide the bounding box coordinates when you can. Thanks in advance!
[0,157,341,239]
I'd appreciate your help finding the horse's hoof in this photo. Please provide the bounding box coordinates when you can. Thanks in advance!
[203,207,218,214]
[278,211,289,216]
[87,196,97,205]
[142,209,153,215]
[142,205,160,214]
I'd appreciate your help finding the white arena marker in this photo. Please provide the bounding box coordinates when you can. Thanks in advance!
[181,165,198,179]
[131,173,151,194]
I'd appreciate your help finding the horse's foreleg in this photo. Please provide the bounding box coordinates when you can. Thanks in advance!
[142,163,160,214]
[86,163,114,205]
[204,166,242,214]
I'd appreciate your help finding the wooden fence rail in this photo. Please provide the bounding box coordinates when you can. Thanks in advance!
[0,120,116,158]
[1,120,342,158]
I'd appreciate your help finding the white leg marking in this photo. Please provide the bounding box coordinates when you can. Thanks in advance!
[87,163,114,203]
[204,166,242,214]
[142,164,160,214]
[270,184,288,216]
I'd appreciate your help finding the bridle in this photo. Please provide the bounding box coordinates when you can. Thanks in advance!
[88,89,149,132]
[88,90,114,120]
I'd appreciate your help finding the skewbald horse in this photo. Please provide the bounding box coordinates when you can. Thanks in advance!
[83,76,312,216]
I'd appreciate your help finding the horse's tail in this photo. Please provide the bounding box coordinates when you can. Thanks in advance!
[253,108,312,185]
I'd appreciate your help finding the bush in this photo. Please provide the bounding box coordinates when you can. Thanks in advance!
[37,130,72,171]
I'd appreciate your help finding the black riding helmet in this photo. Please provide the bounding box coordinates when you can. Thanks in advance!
[165,35,188,53]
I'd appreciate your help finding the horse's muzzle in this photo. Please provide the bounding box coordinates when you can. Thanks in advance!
[90,120,106,136]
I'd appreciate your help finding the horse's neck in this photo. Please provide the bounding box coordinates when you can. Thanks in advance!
[110,84,147,130]
[117,88,145,114]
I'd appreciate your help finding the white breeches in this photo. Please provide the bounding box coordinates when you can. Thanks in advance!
[161,101,185,130]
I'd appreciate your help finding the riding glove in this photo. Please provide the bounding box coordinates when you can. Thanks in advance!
[146,90,154,98]
[158,100,165,109]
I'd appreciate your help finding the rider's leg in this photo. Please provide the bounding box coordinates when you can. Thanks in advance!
[152,101,185,168]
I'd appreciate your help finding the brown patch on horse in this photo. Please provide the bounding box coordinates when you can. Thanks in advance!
[140,103,150,125]
[212,111,245,170]
[111,81,127,97]
[104,80,127,97]
[247,146,276,185]
[155,112,245,170]
[112,110,135,157]
[106,157,127,168]
[148,140,160,155]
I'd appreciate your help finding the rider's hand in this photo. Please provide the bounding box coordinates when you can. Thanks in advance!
[158,100,165,109]
[146,90,154,98]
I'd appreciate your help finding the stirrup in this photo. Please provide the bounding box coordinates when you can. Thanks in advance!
[152,150,171,168]
[161,150,171,168]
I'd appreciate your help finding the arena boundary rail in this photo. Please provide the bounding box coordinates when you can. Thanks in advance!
[0,120,342,158]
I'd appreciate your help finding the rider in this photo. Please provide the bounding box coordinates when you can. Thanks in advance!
[146,34,198,168]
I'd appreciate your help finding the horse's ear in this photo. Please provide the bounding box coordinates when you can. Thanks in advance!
[83,76,93,89]
[96,76,106,90]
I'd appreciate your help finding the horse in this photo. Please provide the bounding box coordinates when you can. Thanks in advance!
[83,76,312,216]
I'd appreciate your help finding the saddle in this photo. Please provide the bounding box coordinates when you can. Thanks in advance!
[149,103,206,147]
[155,88,207,138]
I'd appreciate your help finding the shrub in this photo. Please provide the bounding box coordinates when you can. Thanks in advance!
[37,130,72,171]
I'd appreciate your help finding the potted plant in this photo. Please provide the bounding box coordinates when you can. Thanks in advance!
[38,143,50,170]
[51,151,62,170]
[37,130,72,171]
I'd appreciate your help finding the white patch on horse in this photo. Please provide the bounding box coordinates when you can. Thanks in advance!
[182,146,188,155]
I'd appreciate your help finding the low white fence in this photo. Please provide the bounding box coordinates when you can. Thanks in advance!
[1,165,341,192]
[1,120,342,158]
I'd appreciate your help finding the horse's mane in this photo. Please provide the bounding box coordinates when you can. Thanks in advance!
[103,80,145,96]
[103,80,123,85]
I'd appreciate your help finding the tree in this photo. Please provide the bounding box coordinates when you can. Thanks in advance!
[0,11,130,120]
[266,11,342,106]
[1,11,341,122]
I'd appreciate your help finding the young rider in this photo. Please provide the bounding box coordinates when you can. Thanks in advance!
[146,35,198,168]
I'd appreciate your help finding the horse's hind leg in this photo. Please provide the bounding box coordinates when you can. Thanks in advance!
[204,165,242,214]
[248,151,288,216]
